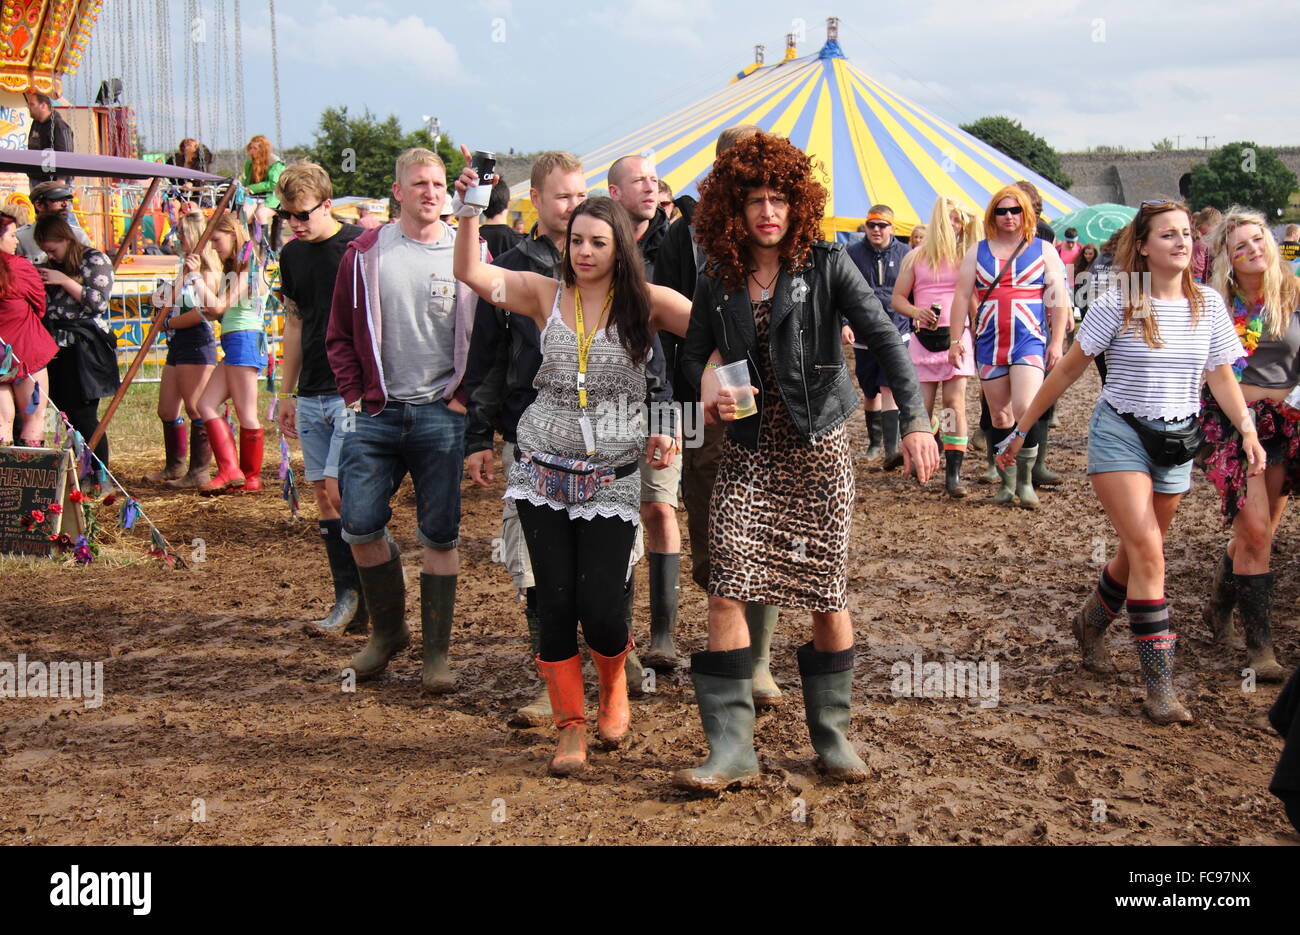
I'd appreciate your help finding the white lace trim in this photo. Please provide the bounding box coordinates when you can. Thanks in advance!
[1102,394,1199,422]
[504,489,640,525]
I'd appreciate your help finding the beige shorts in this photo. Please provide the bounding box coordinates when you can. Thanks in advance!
[499,442,535,591]
[640,456,682,507]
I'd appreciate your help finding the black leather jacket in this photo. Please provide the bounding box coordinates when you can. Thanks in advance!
[681,241,928,450]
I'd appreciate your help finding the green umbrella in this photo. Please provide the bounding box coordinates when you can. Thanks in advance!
[1050,203,1136,247]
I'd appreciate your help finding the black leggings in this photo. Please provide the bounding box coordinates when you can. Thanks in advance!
[516,500,634,661]
[46,351,109,467]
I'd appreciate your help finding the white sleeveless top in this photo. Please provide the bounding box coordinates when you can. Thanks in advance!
[504,285,646,524]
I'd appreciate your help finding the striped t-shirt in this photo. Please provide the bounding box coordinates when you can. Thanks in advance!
[1076,285,1244,421]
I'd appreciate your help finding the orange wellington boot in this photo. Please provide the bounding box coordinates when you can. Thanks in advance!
[590,639,632,746]
[199,418,245,493]
[239,427,265,492]
[536,654,587,776]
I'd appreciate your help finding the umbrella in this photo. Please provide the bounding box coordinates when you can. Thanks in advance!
[1050,203,1136,246]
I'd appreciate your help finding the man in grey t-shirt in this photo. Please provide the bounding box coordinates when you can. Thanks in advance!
[326,148,477,697]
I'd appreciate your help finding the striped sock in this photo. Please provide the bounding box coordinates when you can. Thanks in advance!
[941,434,968,452]
[1127,596,1170,637]
[1097,565,1126,616]
[929,413,941,435]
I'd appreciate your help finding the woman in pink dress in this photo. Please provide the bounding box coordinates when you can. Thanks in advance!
[891,196,979,496]
[0,212,56,446]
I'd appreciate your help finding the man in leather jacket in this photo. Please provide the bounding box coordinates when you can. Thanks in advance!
[673,131,937,792]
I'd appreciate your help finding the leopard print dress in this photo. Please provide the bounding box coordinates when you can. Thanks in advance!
[708,300,854,612]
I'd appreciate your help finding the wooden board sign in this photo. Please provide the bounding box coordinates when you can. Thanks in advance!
[0,446,72,557]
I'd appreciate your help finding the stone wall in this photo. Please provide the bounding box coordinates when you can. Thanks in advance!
[1059,147,1300,207]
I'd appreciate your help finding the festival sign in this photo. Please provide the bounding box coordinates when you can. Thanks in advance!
[0,445,71,556]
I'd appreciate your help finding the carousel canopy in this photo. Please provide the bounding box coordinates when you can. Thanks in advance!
[0,0,100,94]
[0,149,225,181]
[514,30,1085,236]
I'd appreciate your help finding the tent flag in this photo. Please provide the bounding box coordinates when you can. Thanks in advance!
[511,38,1084,237]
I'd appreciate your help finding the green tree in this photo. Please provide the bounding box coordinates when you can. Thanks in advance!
[1187,141,1298,217]
[307,105,465,198]
[1152,138,1174,152]
[960,115,1072,189]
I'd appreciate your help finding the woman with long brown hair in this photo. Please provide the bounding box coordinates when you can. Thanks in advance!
[454,177,690,777]
[0,212,55,446]
[36,214,117,467]
[676,132,935,790]
[1199,207,1300,682]
[191,213,267,493]
[999,199,1261,725]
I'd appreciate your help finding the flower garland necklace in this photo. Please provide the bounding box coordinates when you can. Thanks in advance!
[1230,294,1265,381]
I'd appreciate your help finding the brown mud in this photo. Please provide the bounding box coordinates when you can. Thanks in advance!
[1,368,1296,845]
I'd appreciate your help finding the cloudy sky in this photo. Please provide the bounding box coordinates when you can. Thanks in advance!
[82,0,1299,157]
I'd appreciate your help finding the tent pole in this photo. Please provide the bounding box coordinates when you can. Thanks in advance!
[112,177,162,271]
[88,182,237,456]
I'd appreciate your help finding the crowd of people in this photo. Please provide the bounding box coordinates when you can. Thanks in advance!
[3,115,1296,822]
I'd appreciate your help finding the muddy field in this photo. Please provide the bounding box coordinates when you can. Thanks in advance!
[1,367,1296,846]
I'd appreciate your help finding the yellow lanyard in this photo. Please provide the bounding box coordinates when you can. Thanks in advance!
[573,286,613,410]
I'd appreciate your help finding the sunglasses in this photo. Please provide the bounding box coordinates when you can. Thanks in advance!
[275,201,324,222]
[993,206,1024,217]
[865,221,892,229]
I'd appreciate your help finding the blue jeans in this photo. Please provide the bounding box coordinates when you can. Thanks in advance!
[338,400,466,549]
[295,394,346,482]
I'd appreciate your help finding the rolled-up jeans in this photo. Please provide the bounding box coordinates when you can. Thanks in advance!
[338,399,465,549]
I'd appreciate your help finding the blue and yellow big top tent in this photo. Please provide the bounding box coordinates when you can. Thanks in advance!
[512,23,1084,238]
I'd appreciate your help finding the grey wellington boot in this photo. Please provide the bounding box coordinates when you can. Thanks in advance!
[796,642,869,783]
[672,650,760,791]
[420,572,457,694]
[746,602,782,708]
[348,542,410,680]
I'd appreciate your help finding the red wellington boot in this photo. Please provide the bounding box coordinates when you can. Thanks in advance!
[199,419,245,493]
[239,427,265,492]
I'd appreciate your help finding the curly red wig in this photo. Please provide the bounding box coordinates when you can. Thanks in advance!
[693,133,827,289]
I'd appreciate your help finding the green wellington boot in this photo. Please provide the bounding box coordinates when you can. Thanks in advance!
[419,572,457,694]
[796,642,869,782]
[510,593,552,727]
[1032,426,1062,487]
[1015,446,1040,510]
[349,542,411,680]
[672,649,760,791]
[746,602,782,708]
[641,552,683,669]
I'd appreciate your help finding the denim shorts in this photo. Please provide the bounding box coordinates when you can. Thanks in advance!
[220,329,267,371]
[338,399,466,549]
[1087,398,1194,494]
[295,394,347,482]
[165,323,217,366]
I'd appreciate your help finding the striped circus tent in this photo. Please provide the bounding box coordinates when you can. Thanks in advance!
[511,28,1084,238]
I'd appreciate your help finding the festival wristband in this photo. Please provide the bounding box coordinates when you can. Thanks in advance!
[277,393,295,400]
[705,362,720,370]
[995,428,1028,456]
[1239,411,1257,435]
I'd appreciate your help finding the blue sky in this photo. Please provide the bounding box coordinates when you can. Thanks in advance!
[81,0,1299,157]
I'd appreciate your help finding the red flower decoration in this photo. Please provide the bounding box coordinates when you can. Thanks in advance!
[47,503,62,515]
[30,509,44,524]
[68,490,85,504]
[102,493,118,507]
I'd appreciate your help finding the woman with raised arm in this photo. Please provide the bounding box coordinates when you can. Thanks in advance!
[998,200,1262,725]
[950,185,1072,508]
[454,155,689,777]
[1198,207,1300,682]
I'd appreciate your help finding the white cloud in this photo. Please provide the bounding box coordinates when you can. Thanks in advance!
[248,4,462,84]
[590,0,716,49]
